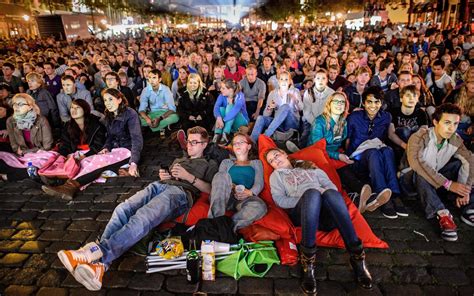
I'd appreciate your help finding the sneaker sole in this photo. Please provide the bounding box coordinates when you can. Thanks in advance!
[382,212,398,219]
[74,264,102,291]
[57,251,75,274]
[441,234,458,242]
[358,185,372,214]
[42,186,73,201]
[461,215,474,227]
[396,211,409,217]
[366,189,391,212]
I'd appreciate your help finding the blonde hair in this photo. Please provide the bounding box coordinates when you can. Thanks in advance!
[456,81,474,117]
[11,93,41,115]
[321,92,349,138]
[186,73,205,98]
[26,72,44,85]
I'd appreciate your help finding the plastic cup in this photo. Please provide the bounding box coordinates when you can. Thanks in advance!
[235,185,245,193]
[214,242,230,253]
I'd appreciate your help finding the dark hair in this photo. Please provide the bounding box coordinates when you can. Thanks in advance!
[149,69,161,78]
[400,84,417,98]
[2,62,15,70]
[105,71,120,81]
[432,59,445,69]
[231,132,258,160]
[187,126,209,141]
[0,82,12,92]
[43,61,55,68]
[57,57,66,65]
[102,88,128,121]
[263,148,317,170]
[362,86,384,103]
[432,103,462,122]
[380,58,393,71]
[61,74,75,83]
[222,78,241,98]
[68,99,92,147]
[0,99,13,118]
[263,55,273,63]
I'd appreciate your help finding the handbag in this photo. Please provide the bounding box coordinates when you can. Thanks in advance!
[38,154,80,179]
[217,240,280,280]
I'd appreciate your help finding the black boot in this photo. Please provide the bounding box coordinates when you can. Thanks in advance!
[299,245,317,295]
[348,241,373,289]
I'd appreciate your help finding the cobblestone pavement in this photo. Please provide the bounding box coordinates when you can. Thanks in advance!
[0,135,473,296]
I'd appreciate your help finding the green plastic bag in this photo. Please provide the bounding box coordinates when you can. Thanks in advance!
[217,240,280,280]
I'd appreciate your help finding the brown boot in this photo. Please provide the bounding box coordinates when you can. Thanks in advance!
[42,179,81,201]
[348,241,373,289]
[300,245,317,295]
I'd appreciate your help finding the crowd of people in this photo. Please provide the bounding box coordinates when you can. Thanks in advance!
[0,22,472,294]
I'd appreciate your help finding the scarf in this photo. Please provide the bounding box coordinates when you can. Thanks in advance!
[14,109,37,130]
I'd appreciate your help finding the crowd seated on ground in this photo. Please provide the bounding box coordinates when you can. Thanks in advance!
[0,23,472,293]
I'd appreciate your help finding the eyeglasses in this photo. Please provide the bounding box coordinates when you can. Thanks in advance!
[232,141,248,147]
[12,102,28,107]
[186,140,206,146]
[331,100,346,105]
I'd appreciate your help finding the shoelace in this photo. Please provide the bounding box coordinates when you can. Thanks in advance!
[347,192,360,203]
[439,216,456,230]
[71,250,90,263]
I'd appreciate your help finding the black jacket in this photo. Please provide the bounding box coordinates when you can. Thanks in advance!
[177,90,215,131]
[27,88,60,128]
[58,115,106,157]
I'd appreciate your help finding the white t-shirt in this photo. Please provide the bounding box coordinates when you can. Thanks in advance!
[425,72,455,91]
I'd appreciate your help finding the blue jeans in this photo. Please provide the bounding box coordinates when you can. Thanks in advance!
[250,104,299,142]
[215,106,248,135]
[99,181,189,267]
[288,189,359,249]
[299,119,312,148]
[353,147,401,195]
[413,159,474,219]
[395,126,413,143]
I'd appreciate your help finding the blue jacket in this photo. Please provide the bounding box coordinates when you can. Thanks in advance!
[213,92,249,122]
[344,83,368,112]
[309,115,348,160]
[346,110,391,156]
[104,107,143,165]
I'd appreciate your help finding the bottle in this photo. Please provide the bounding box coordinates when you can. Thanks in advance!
[160,129,165,139]
[201,240,215,281]
[26,162,38,179]
[186,239,200,284]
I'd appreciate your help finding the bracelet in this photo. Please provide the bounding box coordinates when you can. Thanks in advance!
[191,176,197,185]
[443,179,452,191]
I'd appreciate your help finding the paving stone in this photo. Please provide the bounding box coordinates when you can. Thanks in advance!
[428,255,462,268]
[72,211,100,220]
[96,212,112,221]
[329,251,349,265]
[24,254,54,269]
[3,285,36,296]
[22,202,47,211]
[102,271,132,289]
[0,202,25,211]
[238,277,273,295]
[0,194,29,202]
[90,203,118,212]
[274,278,302,296]
[11,267,43,285]
[12,229,41,240]
[10,211,38,221]
[432,268,471,286]
[392,254,428,267]
[317,281,346,295]
[381,283,423,296]
[19,241,49,253]
[36,287,69,296]
[117,256,146,272]
[422,285,457,296]
[200,277,238,294]
[61,274,82,288]
[385,241,410,253]
[441,242,473,255]
[370,266,392,284]
[106,290,140,296]
[407,241,444,254]
[327,265,353,282]
[94,194,119,203]
[0,240,23,252]
[127,273,165,291]
[141,291,174,296]
[40,220,70,231]
[36,269,65,287]
[45,241,81,254]
[44,202,71,211]
[458,285,474,296]
[69,288,106,296]
[67,202,93,211]
[365,253,393,266]
[16,221,43,230]
[165,275,198,293]
[344,283,383,296]
[67,220,100,232]
[0,253,30,267]
[62,231,90,242]
[391,267,432,284]
[264,264,289,278]
[48,212,75,220]
[38,231,68,242]
[0,229,16,240]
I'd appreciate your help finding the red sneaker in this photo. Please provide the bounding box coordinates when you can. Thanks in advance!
[437,210,458,242]
[176,129,187,150]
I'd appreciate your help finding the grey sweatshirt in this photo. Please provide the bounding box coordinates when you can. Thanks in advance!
[269,167,337,209]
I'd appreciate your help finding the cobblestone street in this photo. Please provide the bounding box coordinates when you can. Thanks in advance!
[0,136,473,296]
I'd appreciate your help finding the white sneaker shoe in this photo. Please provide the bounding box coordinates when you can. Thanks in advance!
[57,242,103,274]
[74,262,105,291]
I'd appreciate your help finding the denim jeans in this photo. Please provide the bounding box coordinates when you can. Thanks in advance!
[288,188,359,249]
[353,147,401,195]
[215,106,248,134]
[250,104,299,143]
[413,159,474,219]
[208,172,267,232]
[299,119,312,148]
[99,181,189,268]
[395,126,413,143]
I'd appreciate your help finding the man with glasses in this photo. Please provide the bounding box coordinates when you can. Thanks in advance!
[104,71,136,110]
[56,126,218,291]
[347,86,408,219]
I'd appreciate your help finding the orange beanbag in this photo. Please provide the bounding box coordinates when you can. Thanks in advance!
[258,135,388,249]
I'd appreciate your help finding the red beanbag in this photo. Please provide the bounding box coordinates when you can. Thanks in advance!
[258,135,388,249]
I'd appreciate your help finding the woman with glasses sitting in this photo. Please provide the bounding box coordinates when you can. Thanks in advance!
[0,93,53,181]
[208,132,267,232]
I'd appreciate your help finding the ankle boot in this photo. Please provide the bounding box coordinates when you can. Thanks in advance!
[42,179,81,201]
[348,242,373,289]
[299,245,317,295]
